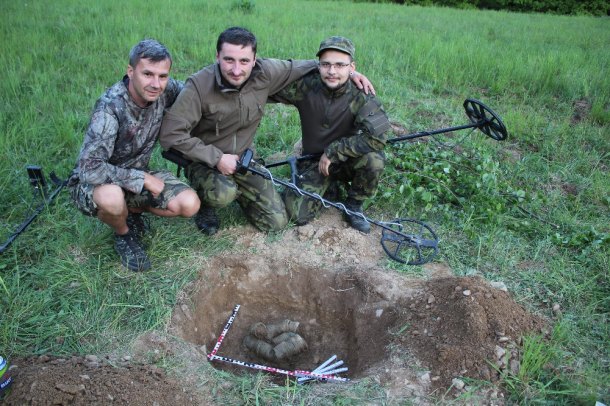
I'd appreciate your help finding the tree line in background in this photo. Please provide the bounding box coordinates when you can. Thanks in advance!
[352,0,609,15]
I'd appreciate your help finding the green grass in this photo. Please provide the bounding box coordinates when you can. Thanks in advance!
[1,0,609,404]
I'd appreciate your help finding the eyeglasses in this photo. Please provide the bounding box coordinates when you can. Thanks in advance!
[318,61,351,70]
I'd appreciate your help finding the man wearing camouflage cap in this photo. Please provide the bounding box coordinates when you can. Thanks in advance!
[69,39,200,272]
[271,36,391,233]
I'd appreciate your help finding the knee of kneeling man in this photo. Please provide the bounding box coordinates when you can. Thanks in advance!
[93,185,125,213]
[363,153,385,171]
[265,213,289,232]
[181,193,201,217]
[206,188,238,208]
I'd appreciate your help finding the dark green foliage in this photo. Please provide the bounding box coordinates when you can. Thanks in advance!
[380,143,510,223]
[478,0,609,15]
[352,0,609,15]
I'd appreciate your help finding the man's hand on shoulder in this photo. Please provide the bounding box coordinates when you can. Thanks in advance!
[217,154,240,175]
[143,173,165,197]
[350,72,376,96]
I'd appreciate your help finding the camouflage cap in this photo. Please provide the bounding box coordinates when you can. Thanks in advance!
[316,36,355,58]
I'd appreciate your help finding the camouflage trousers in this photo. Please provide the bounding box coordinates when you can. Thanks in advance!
[70,170,191,217]
[186,162,288,231]
[283,151,385,225]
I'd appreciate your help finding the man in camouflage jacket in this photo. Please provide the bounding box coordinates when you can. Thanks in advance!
[159,27,374,235]
[271,36,391,233]
[69,39,200,272]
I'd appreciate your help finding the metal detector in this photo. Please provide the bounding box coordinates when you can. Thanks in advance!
[0,166,66,254]
[262,99,507,182]
[161,148,439,265]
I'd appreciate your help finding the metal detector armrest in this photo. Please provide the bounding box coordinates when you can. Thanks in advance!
[27,165,48,198]
[163,148,253,177]
[161,149,193,171]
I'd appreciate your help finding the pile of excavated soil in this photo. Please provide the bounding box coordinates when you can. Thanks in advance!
[2,210,548,404]
[1,354,201,405]
[394,276,547,388]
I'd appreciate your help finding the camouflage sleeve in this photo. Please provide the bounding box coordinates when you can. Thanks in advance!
[268,77,303,105]
[325,96,391,163]
[77,109,145,193]
[262,59,317,96]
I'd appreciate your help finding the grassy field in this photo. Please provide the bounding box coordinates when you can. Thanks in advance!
[1,0,608,403]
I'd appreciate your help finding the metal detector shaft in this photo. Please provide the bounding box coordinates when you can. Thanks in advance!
[263,121,481,168]
[387,122,480,144]
[0,179,65,255]
[259,99,507,176]
[264,154,322,185]
[264,153,321,169]
[244,162,381,231]
[249,99,508,178]
[260,120,479,173]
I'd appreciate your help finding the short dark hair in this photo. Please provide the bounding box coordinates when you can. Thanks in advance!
[216,26,257,55]
[129,39,172,68]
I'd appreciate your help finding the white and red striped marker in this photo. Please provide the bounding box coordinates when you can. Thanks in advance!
[207,305,349,383]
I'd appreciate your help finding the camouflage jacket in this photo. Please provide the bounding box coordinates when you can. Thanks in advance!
[159,59,317,168]
[70,76,183,194]
[270,71,391,162]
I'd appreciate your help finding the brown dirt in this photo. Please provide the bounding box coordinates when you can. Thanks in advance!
[542,174,581,197]
[2,210,548,404]
[1,355,202,405]
[571,98,591,124]
[394,277,546,387]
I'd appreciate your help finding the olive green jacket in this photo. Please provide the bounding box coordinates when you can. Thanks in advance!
[159,58,316,168]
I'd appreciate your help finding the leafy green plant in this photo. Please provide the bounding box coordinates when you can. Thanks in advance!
[380,143,508,223]
[553,226,610,256]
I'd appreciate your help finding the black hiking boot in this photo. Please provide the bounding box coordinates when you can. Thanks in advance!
[343,200,371,234]
[114,231,151,272]
[195,205,220,235]
[126,212,150,238]
[323,181,341,202]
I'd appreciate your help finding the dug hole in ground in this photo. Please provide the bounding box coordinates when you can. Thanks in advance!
[2,211,547,405]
